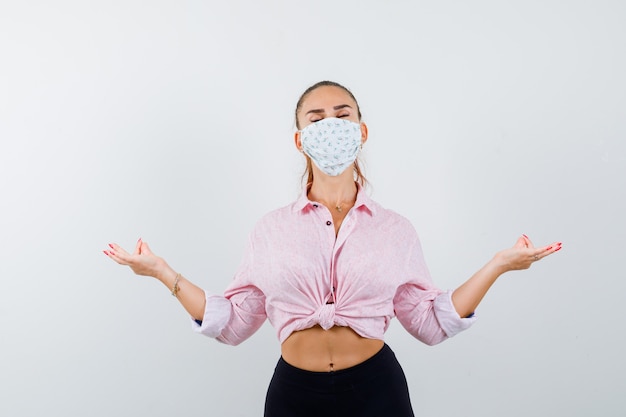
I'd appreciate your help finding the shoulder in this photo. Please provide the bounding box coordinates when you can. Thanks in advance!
[363,195,420,242]
[248,199,301,234]
[367,195,416,228]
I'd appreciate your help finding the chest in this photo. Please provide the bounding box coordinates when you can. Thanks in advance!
[253,215,409,298]
[330,210,349,236]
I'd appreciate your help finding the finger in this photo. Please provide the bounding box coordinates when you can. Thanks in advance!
[107,243,130,257]
[522,234,535,249]
[532,242,563,262]
[513,236,527,249]
[107,242,138,263]
[134,238,142,255]
[542,242,563,257]
[140,241,153,255]
[104,249,131,265]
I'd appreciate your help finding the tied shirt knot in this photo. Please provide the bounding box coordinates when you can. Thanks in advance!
[316,303,336,330]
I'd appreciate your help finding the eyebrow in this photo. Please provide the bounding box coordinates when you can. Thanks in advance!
[305,104,353,116]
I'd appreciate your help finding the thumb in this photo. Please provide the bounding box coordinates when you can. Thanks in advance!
[522,234,535,249]
[513,235,527,249]
[140,241,154,255]
[133,238,142,255]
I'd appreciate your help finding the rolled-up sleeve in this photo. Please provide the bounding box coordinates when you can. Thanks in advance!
[394,285,476,346]
[191,234,268,346]
[215,284,266,345]
[191,287,267,346]
[190,291,232,338]
[433,289,477,337]
[393,232,477,346]
[190,286,267,346]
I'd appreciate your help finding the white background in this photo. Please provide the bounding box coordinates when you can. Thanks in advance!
[1,1,625,416]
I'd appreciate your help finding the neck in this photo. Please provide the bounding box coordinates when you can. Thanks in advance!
[307,173,358,212]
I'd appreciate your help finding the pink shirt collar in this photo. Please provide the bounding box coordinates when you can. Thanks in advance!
[292,182,377,216]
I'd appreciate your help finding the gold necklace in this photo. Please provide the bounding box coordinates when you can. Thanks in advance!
[308,188,356,213]
[335,199,354,212]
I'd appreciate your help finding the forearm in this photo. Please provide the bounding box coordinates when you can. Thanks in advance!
[156,265,207,321]
[451,257,508,318]
[104,240,209,321]
[451,235,562,317]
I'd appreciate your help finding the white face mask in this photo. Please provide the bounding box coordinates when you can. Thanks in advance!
[299,117,362,176]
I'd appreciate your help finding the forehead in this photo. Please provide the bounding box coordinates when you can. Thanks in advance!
[299,86,357,111]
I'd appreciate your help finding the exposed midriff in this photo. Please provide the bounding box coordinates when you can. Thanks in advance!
[281,325,384,372]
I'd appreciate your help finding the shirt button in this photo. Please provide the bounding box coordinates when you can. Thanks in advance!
[313,204,318,208]
[326,221,332,226]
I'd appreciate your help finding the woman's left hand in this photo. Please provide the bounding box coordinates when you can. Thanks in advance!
[451,235,562,317]
[495,234,562,272]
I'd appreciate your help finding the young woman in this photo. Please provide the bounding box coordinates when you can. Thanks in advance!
[104,80,562,417]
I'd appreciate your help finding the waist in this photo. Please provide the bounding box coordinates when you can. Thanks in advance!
[281,325,385,372]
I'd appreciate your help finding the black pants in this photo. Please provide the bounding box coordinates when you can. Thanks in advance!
[264,344,415,417]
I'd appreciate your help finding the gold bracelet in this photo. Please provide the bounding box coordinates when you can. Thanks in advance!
[171,273,181,297]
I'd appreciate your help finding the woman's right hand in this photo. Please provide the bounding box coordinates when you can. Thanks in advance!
[104,238,172,281]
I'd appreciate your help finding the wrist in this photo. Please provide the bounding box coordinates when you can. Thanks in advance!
[154,261,176,283]
[490,252,511,275]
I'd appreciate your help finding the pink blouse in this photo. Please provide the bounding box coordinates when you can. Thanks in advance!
[192,185,476,346]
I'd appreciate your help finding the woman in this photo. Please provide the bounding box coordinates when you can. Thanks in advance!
[104,80,561,417]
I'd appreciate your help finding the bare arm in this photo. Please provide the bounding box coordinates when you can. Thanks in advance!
[104,239,206,321]
[451,235,562,318]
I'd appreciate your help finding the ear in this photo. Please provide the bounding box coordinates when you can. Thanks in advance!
[360,122,368,145]
[294,130,303,152]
